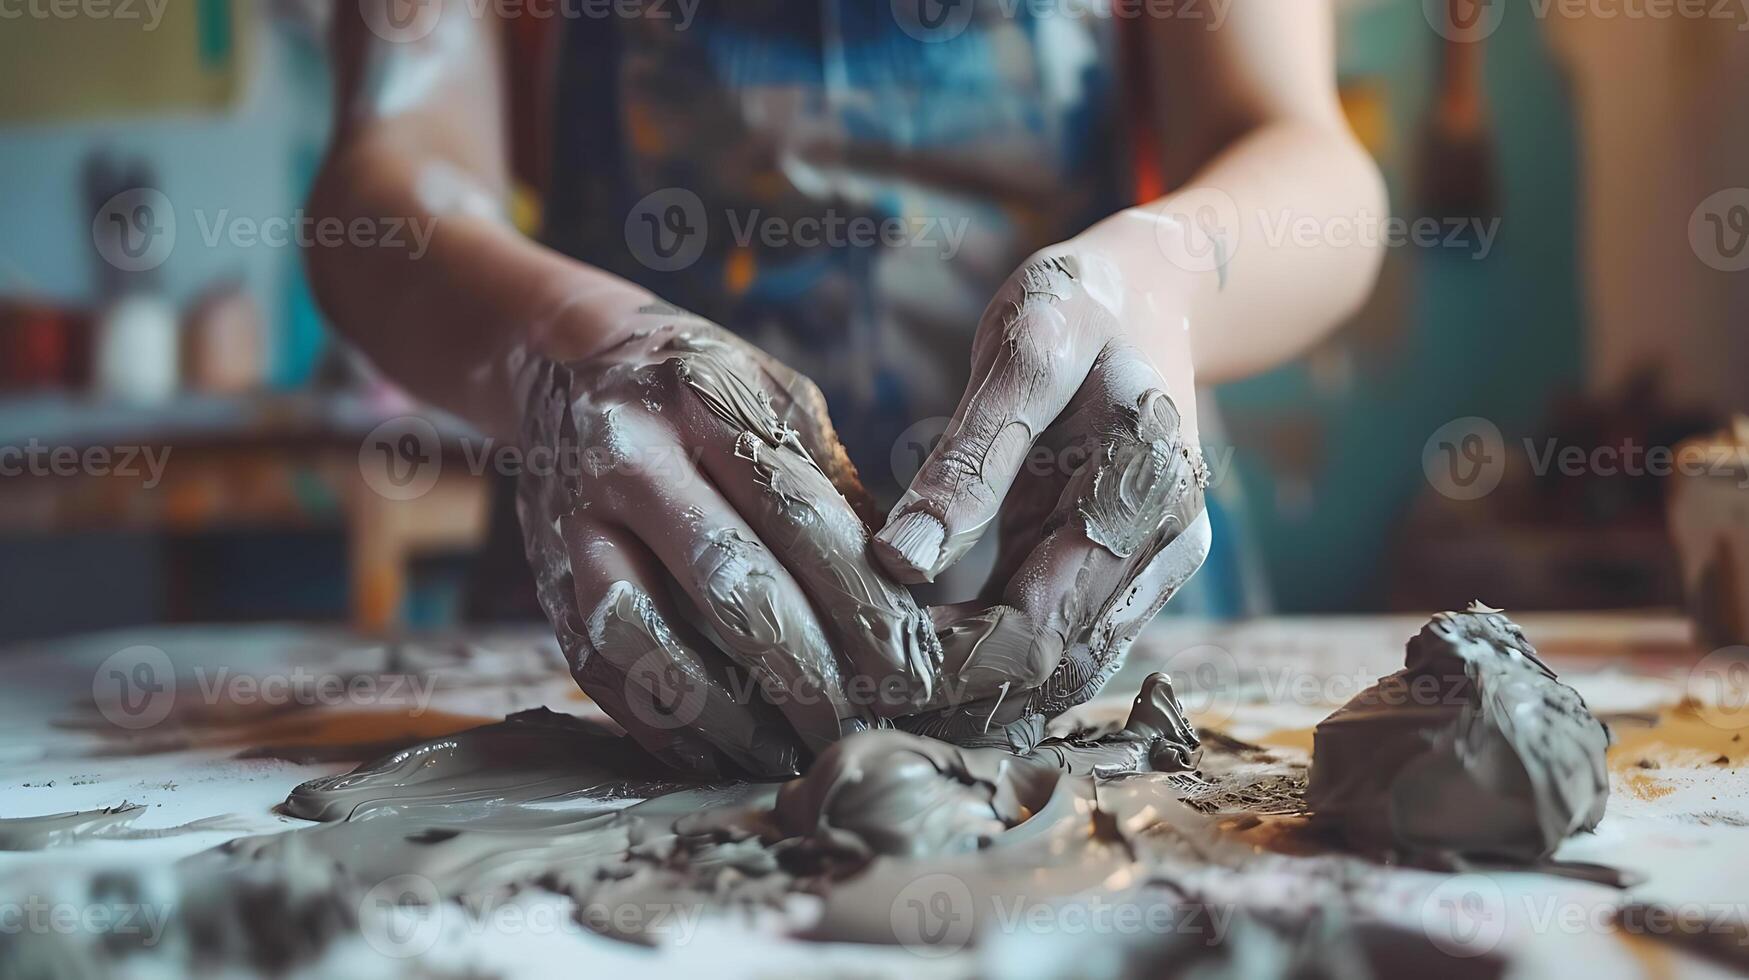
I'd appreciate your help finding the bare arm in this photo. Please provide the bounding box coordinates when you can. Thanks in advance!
[306,3,951,774]
[306,1,649,438]
[873,1,1387,727]
[1078,0,1389,384]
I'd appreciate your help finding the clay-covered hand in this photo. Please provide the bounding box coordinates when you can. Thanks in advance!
[515,304,943,778]
[873,246,1212,742]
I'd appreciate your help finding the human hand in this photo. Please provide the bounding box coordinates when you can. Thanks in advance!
[872,245,1212,743]
[515,304,944,778]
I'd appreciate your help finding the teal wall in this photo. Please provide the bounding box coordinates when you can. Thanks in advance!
[1216,2,1585,610]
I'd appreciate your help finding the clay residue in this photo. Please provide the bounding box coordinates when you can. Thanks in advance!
[585,579,796,776]
[1620,772,1677,802]
[0,804,243,851]
[516,323,946,772]
[662,331,944,709]
[1072,389,1201,560]
[774,731,1055,862]
[1306,603,1611,863]
[285,707,690,822]
[1033,507,1213,717]
[775,673,1204,865]
[1,657,1579,975]
[1607,699,1747,772]
[3,608,1648,976]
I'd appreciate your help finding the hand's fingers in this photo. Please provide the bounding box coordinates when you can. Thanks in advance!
[756,357,883,526]
[558,516,802,778]
[1003,352,1211,714]
[516,391,737,777]
[978,427,1082,605]
[873,254,1106,584]
[660,335,943,714]
[603,413,865,756]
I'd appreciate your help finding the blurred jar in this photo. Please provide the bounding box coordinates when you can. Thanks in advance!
[183,280,266,394]
[92,293,180,403]
[0,301,83,390]
[1669,418,1749,647]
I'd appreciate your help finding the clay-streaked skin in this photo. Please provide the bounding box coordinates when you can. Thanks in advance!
[517,311,944,776]
[876,252,1211,741]
[880,256,1214,743]
[307,4,1388,763]
[1306,604,1612,863]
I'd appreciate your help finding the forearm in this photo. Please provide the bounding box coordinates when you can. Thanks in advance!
[306,145,647,437]
[304,1,648,437]
[1075,118,1387,384]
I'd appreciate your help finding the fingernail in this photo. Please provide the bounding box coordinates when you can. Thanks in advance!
[874,511,945,583]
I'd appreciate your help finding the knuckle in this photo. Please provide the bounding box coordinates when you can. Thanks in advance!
[923,439,999,503]
[1000,327,1065,383]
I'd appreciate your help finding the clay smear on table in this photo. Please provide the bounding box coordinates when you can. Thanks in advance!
[0,611,1615,976]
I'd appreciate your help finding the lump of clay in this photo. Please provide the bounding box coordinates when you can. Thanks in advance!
[1306,603,1610,862]
[1026,672,1203,776]
[773,730,1058,861]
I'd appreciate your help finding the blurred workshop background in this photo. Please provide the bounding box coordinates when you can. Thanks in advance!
[2,0,1747,644]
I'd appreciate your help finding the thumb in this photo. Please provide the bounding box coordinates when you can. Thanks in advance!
[872,309,1091,583]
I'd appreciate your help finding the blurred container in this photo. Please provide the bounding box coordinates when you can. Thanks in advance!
[92,294,180,403]
[0,301,83,390]
[183,281,266,394]
[1669,418,1749,647]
